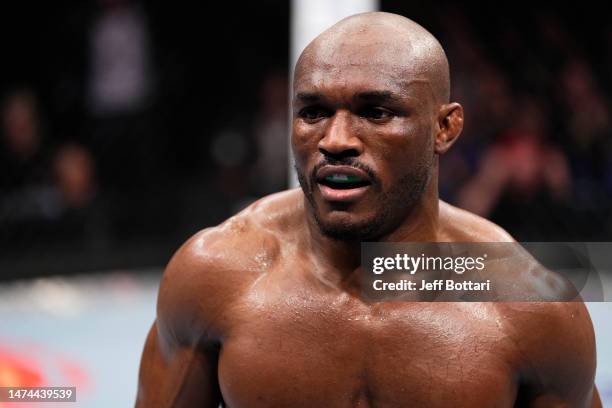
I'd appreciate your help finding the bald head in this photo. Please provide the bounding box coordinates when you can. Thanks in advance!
[295,12,450,105]
[291,13,465,241]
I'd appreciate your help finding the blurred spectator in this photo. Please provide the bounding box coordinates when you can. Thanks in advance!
[559,58,610,163]
[439,64,514,201]
[87,0,156,191]
[560,59,610,149]
[0,89,107,250]
[249,70,289,195]
[210,127,251,203]
[208,70,289,214]
[535,13,578,71]
[0,90,49,191]
[556,58,612,236]
[458,96,573,239]
[54,144,97,209]
[0,90,58,225]
[52,143,109,250]
[88,0,152,116]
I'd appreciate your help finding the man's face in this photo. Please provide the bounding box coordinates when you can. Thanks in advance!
[292,38,438,240]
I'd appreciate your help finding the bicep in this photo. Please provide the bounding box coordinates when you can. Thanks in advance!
[511,302,598,408]
[136,322,222,408]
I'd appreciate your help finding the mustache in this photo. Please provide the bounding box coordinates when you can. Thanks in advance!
[310,158,379,184]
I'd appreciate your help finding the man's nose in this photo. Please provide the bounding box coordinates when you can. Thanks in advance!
[318,110,363,158]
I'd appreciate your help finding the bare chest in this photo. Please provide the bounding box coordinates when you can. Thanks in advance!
[216,283,519,408]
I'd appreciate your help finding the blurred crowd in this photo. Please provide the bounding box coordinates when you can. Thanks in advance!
[1,0,289,277]
[1,1,611,277]
[430,5,612,240]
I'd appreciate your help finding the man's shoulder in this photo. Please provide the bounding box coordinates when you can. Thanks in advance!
[439,202,584,299]
[156,189,303,343]
[238,188,306,237]
[167,188,303,279]
[495,301,594,349]
[439,200,515,242]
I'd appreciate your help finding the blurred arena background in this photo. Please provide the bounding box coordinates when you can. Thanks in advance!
[1,0,611,406]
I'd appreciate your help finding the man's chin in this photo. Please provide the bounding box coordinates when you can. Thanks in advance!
[314,213,384,241]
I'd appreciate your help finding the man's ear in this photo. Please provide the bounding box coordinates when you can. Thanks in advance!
[434,102,464,154]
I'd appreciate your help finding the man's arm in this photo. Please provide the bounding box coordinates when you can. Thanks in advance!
[592,387,602,408]
[135,229,231,407]
[506,301,600,408]
[136,322,222,407]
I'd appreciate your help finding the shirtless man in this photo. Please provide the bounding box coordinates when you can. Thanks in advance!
[136,12,600,407]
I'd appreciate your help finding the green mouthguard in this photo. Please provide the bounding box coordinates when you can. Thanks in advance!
[325,174,361,183]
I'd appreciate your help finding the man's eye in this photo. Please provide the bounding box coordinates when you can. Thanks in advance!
[360,107,393,121]
[298,106,330,122]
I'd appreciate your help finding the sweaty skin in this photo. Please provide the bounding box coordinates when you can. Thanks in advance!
[136,12,600,408]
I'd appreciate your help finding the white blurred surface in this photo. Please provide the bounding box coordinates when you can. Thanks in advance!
[0,272,160,408]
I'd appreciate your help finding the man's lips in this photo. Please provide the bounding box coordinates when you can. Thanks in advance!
[315,165,372,203]
[318,184,370,202]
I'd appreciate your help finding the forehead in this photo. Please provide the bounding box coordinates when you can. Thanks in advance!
[294,34,431,99]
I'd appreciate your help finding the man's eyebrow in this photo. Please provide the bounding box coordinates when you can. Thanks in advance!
[294,92,322,103]
[294,90,406,104]
[355,90,403,102]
